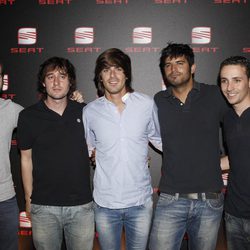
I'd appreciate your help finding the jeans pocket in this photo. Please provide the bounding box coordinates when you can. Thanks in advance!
[157,193,176,207]
[207,193,224,210]
[31,204,44,215]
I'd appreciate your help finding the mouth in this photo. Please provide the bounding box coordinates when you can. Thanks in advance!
[227,92,237,97]
[52,88,62,92]
[169,73,180,79]
[108,80,118,86]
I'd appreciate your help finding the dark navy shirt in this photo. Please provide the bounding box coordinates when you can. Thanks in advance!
[155,82,229,194]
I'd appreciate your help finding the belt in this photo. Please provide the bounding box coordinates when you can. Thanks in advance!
[169,192,220,200]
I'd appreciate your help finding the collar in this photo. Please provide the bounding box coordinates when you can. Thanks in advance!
[163,81,201,98]
[102,92,131,104]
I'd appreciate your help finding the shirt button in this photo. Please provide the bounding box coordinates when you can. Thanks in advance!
[180,102,184,106]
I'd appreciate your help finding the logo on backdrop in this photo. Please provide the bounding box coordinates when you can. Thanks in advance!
[125,27,160,53]
[0,74,16,100]
[2,75,9,91]
[38,0,72,4]
[0,0,15,5]
[192,27,211,44]
[10,27,44,54]
[243,47,250,53]
[96,0,128,4]
[67,27,101,53]
[19,211,32,228]
[18,28,37,45]
[133,27,152,44]
[154,0,188,4]
[191,27,219,53]
[213,0,248,4]
[75,27,94,44]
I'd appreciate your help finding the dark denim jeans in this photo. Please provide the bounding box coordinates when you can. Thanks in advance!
[225,212,250,250]
[0,196,19,250]
[149,192,224,250]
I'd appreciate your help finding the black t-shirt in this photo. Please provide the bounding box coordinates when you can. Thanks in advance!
[224,107,250,219]
[17,100,92,206]
[155,82,229,194]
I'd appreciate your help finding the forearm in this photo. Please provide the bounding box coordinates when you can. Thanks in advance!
[221,155,230,170]
[21,149,33,206]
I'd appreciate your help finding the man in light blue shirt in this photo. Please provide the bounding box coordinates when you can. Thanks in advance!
[83,48,161,250]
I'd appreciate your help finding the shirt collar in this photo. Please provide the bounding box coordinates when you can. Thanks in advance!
[164,81,200,98]
[102,92,131,104]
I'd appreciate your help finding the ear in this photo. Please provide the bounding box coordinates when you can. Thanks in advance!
[191,64,196,74]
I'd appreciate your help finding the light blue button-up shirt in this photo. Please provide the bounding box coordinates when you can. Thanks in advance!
[82,92,162,209]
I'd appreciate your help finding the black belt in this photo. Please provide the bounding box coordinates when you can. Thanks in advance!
[168,192,221,200]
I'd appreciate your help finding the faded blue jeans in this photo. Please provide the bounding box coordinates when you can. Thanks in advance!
[225,212,250,250]
[149,192,224,250]
[0,196,19,250]
[94,198,153,250]
[31,202,94,250]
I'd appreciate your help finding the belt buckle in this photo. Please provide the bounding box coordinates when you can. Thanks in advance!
[187,193,199,199]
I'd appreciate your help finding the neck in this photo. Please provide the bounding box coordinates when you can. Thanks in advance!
[105,91,127,113]
[233,97,250,116]
[44,97,68,115]
[172,80,194,103]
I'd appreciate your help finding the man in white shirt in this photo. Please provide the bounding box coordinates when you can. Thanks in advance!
[83,48,161,250]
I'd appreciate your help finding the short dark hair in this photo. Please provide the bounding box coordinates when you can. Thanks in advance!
[219,56,250,78]
[94,48,134,96]
[37,57,76,99]
[159,43,195,82]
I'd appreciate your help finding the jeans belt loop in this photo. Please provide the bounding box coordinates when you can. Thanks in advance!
[201,192,206,201]
[174,193,179,200]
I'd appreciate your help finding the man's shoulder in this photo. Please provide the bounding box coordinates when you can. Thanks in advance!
[0,98,23,110]
[199,82,220,93]
[154,90,169,104]
[131,91,153,103]
[68,99,86,110]
[83,97,104,111]
[19,101,41,117]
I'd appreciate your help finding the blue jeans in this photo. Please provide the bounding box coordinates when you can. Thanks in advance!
[225,212,250,250]
[149,193,224,250]
[31,202,94,250]
[0,196,19,250]
[94,198,153,250]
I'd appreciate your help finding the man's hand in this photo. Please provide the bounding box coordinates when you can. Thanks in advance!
[71,90,84,103]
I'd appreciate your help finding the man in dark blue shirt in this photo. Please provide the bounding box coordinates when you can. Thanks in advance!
[149,43,228,250]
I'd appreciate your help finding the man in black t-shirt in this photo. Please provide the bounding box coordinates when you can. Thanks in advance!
[17,57,94,250]
[219,56,250,250]
[149,43,228,250]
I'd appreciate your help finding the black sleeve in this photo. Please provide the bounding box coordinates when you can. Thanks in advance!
[17,110,33,150]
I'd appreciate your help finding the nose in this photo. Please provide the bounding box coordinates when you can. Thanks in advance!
[226,81,234,92]
[169,64,177,73]
[110,68,116,77]
[53,75,60,86]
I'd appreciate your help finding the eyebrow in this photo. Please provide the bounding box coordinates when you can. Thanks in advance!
[45,71,67,76]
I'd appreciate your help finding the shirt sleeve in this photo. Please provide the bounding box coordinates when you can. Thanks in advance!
[17,111,33,150]
[14,103,23,126]
[216,86,230,122]
[147,101,162,151]
[82,105,96,156]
